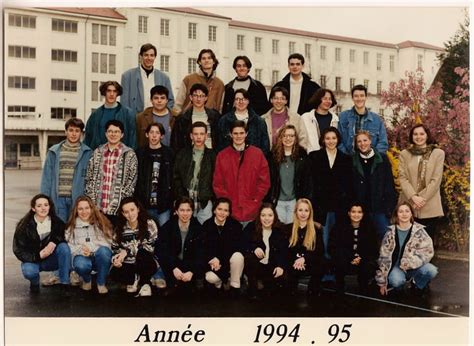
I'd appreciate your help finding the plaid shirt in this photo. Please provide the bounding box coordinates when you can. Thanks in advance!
[100,143,122,213]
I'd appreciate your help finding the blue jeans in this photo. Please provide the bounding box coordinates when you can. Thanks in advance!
[276,199,296,225]
[388,263,438,290]
[21,242,71,286]
[73,246,112,285]
[152,266,166,280]
[322,212,336,259]
[371,213,390,240]
[194,201,213,224]
[56,196,73,223]
[147,209,171,227]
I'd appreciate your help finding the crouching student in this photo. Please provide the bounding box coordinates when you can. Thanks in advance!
[244,203,287,299]
[287,198,324,296]
[329,203,378,294]
[66,196,113,294]
[110,197,158,297]
[13,194,71,294]
[376,202,438,297]
[156,197,204,295]
[203,198,245,296]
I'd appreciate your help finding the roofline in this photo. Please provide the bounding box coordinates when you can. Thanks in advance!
[155,7,232,20]
[32,7,128,22]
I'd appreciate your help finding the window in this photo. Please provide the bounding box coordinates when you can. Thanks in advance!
[289,41,296,55]
[92,24,99,44]
[376,53,382,71]
[304,44,311,58]
[237,35,245,50]
[364,79,369,89]
[390,55,395,72]
[51,107,77,120]
[417,54,423,70]
[254,68,262,82]
[138,15,148,33]
[100,25,108,45]
[109,26,116,46]
[335,47,341,62]
[160,19,170,36]
[350,78,356,89]
[100,53,108,74]
[350,49,355,63]
[7,105,36,119]
[272,70,279,85]
[363,51,369,65]
[52,49,77,62]
[377,81,382,95]
[20,143,32,157]
[379,108,385,117]
[188,58,197,74]
[8,76,35,89]
[335,77,342,92]
[208,25,217,42]
[9,45,36,59]
[272,39,279,54]
[160,55,170,73]
[254,37,262,53]
[320,45,326,60]
[51,79,77,92]
[92,53,99,73]
[188,23,197,39]
[320,75,327,88]
[109,54,116,74]
[91,81,99,101]
[52,18,78,33]
[9,13,36,28]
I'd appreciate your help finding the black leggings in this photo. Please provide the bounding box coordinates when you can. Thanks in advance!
[110,249,157,286]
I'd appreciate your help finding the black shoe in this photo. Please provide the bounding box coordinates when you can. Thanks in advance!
[228,287,241,299]
[30,283,40,294]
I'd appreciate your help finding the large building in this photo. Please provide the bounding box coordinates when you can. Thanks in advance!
[4,7,443,168]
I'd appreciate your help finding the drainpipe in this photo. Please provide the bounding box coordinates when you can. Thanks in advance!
[83,15,90,124]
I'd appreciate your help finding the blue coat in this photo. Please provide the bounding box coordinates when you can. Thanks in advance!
[120,66,175,114]
[40,140,92,207]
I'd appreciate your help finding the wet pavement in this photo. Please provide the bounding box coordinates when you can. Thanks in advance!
[3,170,469,318]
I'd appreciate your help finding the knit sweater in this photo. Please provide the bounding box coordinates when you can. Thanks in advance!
[112,219,158,264]
[65,218,111,259]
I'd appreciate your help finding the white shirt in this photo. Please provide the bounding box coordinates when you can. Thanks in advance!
[140,66,155,110]
[289,76,303,114]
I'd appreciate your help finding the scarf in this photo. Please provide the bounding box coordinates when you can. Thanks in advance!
[407,144,436,192]
[359,148,375,159]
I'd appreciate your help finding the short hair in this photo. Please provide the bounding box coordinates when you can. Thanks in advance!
[354,130,372,151]
[145,122,165,135]
[65,118,85,131]
[198,49,219,70]
[288,53,305,65]
[408,124,435,145]
[390,201,415,225]
[174,196,195,212]
[139,43,157,56]
[190,83,209,96]
[105,119,124,133]
[309,88,337,109]
[99,81,122,96]
[230,120,247,133]
[232,55,252,70]
[269,86,289,100]
[234,88,250,100]
[319,126,341,148]
[150,85,169,99]
[191,121,208,133]
[213,197,232,215]
[351,84,367,97]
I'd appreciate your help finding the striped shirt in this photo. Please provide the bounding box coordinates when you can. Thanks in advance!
[58,141,80,197]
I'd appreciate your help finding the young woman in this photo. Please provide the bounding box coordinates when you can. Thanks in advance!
[287,198,324,296]
[110,197,158,297]
[329,203,378,293]
[352,131,396,240]
[376,202,438,296]
[398,124,445,240]
[65,196,113,294]
[244,203,287,299]
[268,124,306,224]
[13,194,71,293]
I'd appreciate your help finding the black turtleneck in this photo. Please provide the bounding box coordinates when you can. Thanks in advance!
[141,64,154,77]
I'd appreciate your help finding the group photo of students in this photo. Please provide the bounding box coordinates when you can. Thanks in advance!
[13,43,443,301]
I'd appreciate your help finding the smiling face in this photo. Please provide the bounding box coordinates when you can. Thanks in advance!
[234,92,249,113]
[318,92,333,112]
[105,124,124,146]
[198,52,214,72]
[348,206,364,225]
[234,58,250,79]
[282,128,296,149]
[260,207,275,229]
[397,204,413,225]
[189,89,208,108]
[121,202,139,225]
[141,48,156,70]
[295,201,310,224]
[214,202,230,224]
[176,202,193,224]
[65,126,82,144]
[271,91,288,112]
[352,89,367,110]
[145,125,162,147]
[32,197,50,219]
[356,133,372,153]
[323,131,338,150]
[412,126,428,147]
[77,200,92,222]
[231,126,247,147]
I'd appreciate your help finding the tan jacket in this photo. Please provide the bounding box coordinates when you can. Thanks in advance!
[398,148,445,218]
[262,107,308,150]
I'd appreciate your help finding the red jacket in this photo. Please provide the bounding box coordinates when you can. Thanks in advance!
[213,145,270,222]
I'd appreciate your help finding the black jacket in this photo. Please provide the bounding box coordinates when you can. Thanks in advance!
[13,216,65,263]
[135,145,173,212]
[222,77,271,116]
[273,72,320,115]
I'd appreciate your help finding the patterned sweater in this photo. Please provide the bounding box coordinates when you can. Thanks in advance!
[66,218,111,259]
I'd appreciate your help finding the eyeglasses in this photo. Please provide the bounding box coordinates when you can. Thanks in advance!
[234,98,248,102]
[192,94,206,99]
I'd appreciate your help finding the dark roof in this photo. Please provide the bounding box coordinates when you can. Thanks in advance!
[38,8,127,20]
[397,40,444,51]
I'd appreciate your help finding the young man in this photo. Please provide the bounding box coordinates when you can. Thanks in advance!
[222,56,271,115]
[337,84,389,155]
[40,118,92,222]
[262,86,307,150]
[273,53,320,115]
[136,85,173,148]
[85,120,138,223]
[84,81,136,150]
[173,121,216,224]
[121,43,174,114]
[173,49,224,114]
[171,83,220,151]
[135,123,173,227]
[213,120,270,226]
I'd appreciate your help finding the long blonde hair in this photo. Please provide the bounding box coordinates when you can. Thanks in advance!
[289,198,316,251]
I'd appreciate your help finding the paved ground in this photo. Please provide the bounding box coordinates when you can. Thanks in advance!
[3,170,469,317]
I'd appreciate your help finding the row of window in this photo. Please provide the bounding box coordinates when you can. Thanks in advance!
[238,36,312,58]
[320,76,384,94]
[7,105,76,120]
[7,76,79,92]
[92,53,116,74]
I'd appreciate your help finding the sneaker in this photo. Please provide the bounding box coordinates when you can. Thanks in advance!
[151,278,167,289]
[81,281,92,291]
[97,285,108,294]
[126,275,139,293]
[41,273,60,286]
[137,284,152,297]
[70,271,81,286]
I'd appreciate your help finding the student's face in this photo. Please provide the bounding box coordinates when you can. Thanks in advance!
[190,127,207,147]
[356,134,372,153]
[260,208,275,229]
[288,58,303,76]
[65,126,82,144]
[352,90,367,109]
[397,205,413,224]
[177,203,193,223]
[198,52,214,71]
[32,198,50,218]
[189,89,208,108]
[105,85,119,105]
[348,206,364,224]
[234,59,249,79]
[214,202,230,223]
[105,125,124,146]
[77,200,92,222]
[234,92,249,113]
[271,91,287,112]
[295,202,310,223]
[282,128,296,148]
[231,126,247,147]
[318,92,333,111]
[121,202,139,225]
[146,126,163,146]
[323,131,338,150]
[141,48,156,69]
[412,127,428,147]
[151,93,168,112]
